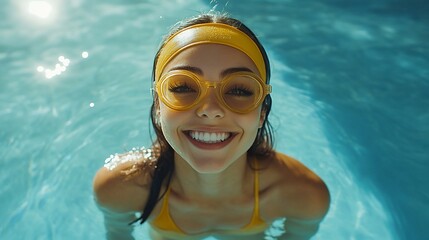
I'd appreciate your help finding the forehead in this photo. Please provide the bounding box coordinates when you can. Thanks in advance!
[161,44,260,77]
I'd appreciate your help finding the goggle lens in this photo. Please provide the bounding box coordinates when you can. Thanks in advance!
[157,70,270,113]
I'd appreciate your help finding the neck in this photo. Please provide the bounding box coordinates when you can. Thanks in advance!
[172,153,253,199]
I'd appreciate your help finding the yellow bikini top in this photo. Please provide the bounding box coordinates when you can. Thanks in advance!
[150,162,268,238]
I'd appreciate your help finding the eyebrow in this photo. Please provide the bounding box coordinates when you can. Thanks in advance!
[220,67,254,78]
[168,65,255,78]
[168,65,203,75]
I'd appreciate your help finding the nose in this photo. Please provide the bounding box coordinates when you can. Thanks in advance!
[195,88,225,119]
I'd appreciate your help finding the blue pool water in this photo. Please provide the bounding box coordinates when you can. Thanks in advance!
[1,0,428,239]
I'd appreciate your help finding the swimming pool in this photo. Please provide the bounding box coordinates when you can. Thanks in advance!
[1,0,428,239]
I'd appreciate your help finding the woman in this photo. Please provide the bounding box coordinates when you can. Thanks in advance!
[93,12,330,240]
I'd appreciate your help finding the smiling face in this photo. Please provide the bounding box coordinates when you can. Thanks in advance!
[156,44,265,173]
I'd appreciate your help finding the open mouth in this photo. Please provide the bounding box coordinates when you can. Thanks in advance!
[183,130,237,149]
[187,131,232,143]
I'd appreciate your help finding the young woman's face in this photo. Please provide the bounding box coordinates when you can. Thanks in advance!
[157,44,265,173]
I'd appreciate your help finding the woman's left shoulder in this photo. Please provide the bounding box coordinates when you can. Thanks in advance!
[260,151,330,219]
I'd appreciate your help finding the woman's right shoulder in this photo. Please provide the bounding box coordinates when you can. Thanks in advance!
[93,147,158,213]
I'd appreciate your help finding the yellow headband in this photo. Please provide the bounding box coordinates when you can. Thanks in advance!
[155,23,266,82]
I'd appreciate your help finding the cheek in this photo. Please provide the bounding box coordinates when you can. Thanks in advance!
[158,105,192,158]
[158,104,187,147]
[159,104,177,134]
[238,110,263,140]
[247,108,263,128]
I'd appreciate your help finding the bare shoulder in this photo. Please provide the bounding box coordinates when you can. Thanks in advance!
[261,151,330,220]
[93,148,158,213]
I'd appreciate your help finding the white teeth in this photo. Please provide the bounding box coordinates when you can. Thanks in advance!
[189,131,231,143]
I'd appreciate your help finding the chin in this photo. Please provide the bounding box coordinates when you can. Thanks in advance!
[189,159,230,174]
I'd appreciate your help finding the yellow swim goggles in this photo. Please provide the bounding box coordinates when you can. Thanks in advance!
[155,70,272,114]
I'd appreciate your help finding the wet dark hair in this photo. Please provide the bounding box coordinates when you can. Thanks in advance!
[131,12,274,225]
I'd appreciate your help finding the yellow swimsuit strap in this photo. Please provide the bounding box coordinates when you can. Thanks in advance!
[241,159,267,230]
[152,186,185,234]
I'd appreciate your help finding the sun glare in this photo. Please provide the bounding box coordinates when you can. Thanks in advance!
[81,51,89,59]
[37,55,71,79]
[28,1,53,19]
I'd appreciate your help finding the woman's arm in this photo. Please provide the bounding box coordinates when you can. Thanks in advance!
[93,163,150,240]
[280,181,330,240]
[273,152,331,240]
[96,203,136,240]
[279,218,321,240]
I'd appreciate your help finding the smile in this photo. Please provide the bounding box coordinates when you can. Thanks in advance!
[188,131,232,143]
[183,130,236,150]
